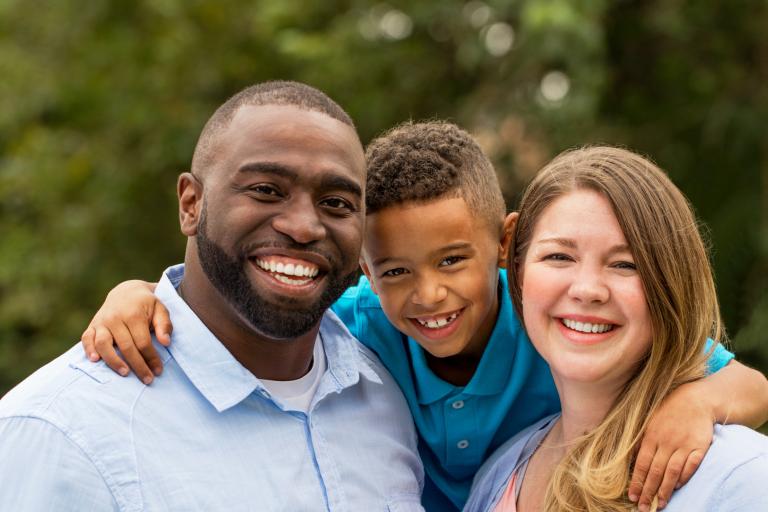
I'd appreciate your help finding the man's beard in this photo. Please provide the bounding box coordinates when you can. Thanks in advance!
[195,211,358,340]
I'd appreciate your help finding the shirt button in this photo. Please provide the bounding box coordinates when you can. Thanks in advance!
[457,439,470,449]
[451,400,465,410]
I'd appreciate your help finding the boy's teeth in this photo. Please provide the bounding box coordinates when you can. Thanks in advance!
[255,258,319,280]
[417,311,460,329]
[561,318,614,334]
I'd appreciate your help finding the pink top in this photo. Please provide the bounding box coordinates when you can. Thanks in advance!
[492,471,518,512]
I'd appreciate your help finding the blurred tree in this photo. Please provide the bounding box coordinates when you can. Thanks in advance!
[1,0,766,410]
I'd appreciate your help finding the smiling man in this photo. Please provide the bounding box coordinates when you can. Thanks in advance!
[0,82,424,510]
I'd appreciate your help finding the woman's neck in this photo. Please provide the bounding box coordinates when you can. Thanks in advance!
[552,375,624,445]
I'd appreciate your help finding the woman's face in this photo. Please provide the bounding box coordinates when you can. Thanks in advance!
[520,189,652,390]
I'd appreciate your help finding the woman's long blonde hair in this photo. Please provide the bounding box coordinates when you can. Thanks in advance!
[508,146,725,511]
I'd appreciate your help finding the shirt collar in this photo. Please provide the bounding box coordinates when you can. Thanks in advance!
[158,264,381,412]
[409,269,518,404]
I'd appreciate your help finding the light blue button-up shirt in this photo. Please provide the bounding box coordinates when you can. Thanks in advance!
[0,264,424,511]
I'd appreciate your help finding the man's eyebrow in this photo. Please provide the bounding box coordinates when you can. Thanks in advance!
[319,174,363,198]
[236,162,298,180]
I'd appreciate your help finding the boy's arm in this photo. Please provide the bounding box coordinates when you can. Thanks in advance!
[80,280,168,384]
[629,359,768,510]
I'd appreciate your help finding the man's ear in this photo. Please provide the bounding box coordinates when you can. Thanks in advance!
[498,212,519,268]
[178,173,203,236]
[359,258,379,295]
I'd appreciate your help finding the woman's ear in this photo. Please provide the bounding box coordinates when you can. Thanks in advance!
[498,212,519,268]
[178,172,204,236]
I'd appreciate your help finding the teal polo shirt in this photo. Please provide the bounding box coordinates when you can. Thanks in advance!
[332,270,734,511]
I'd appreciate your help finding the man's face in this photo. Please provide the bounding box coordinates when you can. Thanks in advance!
[192,105,365,340]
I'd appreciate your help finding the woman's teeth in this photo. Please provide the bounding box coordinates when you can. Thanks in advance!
[561,318,614,334]
[416,311,460,329]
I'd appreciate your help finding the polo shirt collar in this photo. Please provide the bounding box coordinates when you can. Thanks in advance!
[158,264,380,413]
[409,270,517,404]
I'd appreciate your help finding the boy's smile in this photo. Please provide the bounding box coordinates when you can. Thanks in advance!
[360,196,511,361]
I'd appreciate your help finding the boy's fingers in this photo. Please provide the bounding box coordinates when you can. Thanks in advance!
[93,326,130,377]
[110,322,155,385]
[638,449,670,509]
[678,449,704,487]
[151,302,173,347]
[655,450,687,507]
[81,327,99,362]
[126,314,163,377]
[629,442,656,501]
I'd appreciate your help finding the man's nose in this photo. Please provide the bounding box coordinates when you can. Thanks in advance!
[567,265,610,304]
[271,195,327,244]
[411,275,448,308]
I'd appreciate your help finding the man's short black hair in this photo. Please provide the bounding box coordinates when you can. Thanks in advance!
[191,80,356,176]
[365,120,506,231]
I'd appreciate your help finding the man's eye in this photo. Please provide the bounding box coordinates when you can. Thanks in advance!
[320,197,354,212]
[248,184,281,197]
[439,256,465,267]
[382,268,408,277]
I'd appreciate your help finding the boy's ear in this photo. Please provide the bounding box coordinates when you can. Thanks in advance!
[359,258,379,295]
[498,212,519,268]
[178,172,204,236]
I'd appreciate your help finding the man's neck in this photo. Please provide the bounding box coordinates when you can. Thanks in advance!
[177,264,319,381]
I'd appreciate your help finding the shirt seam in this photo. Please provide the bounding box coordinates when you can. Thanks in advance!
[0,415,129,511]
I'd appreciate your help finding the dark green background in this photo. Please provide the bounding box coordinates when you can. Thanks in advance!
[2,0,767,419]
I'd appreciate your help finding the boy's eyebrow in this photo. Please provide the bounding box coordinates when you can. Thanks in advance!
[371,242,474,267]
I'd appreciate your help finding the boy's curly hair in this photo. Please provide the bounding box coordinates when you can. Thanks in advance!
[365,120,505,231]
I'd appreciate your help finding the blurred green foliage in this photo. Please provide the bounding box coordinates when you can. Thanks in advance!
[1,0,767,408]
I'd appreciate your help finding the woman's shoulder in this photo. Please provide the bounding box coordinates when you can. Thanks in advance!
[464,414,559,512]
[667,424,768,510]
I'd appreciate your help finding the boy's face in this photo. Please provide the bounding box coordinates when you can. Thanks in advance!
[360,196,514,358]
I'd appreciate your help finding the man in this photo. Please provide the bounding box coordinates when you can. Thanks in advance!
[0,81,424,510]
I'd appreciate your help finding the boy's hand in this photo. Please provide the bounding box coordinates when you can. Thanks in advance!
[629,381,713,511]
[80,280,169,385]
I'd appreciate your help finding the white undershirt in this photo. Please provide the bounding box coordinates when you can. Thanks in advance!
[260,335,326,414]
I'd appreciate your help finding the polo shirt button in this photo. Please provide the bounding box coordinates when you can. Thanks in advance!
[457,439,469,449]
[451,400,465,410]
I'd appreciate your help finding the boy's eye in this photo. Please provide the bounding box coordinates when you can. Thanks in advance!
[439,255,466,267]
[382,267,408,278]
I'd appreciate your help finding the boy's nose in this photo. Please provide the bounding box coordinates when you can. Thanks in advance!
[411,278,448,308]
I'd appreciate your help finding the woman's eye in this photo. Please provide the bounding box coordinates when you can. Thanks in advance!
[612,261,637,271]
[382,267,408,277]
[439,255,465,267]
[543,253,573,262]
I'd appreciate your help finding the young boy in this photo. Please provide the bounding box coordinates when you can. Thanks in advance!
[82,121,768,511]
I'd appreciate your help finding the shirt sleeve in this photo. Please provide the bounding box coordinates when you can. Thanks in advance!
[0,416,120,510]
[704,338,735,374]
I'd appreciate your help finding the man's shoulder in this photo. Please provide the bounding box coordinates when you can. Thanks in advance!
[0,343,150,431]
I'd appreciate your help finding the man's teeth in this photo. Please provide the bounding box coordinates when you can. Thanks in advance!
[416,311,460,329]
[255,259,319,280]
[561,318,614,334]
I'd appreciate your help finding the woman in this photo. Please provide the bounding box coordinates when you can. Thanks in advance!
[464,146,768,511]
